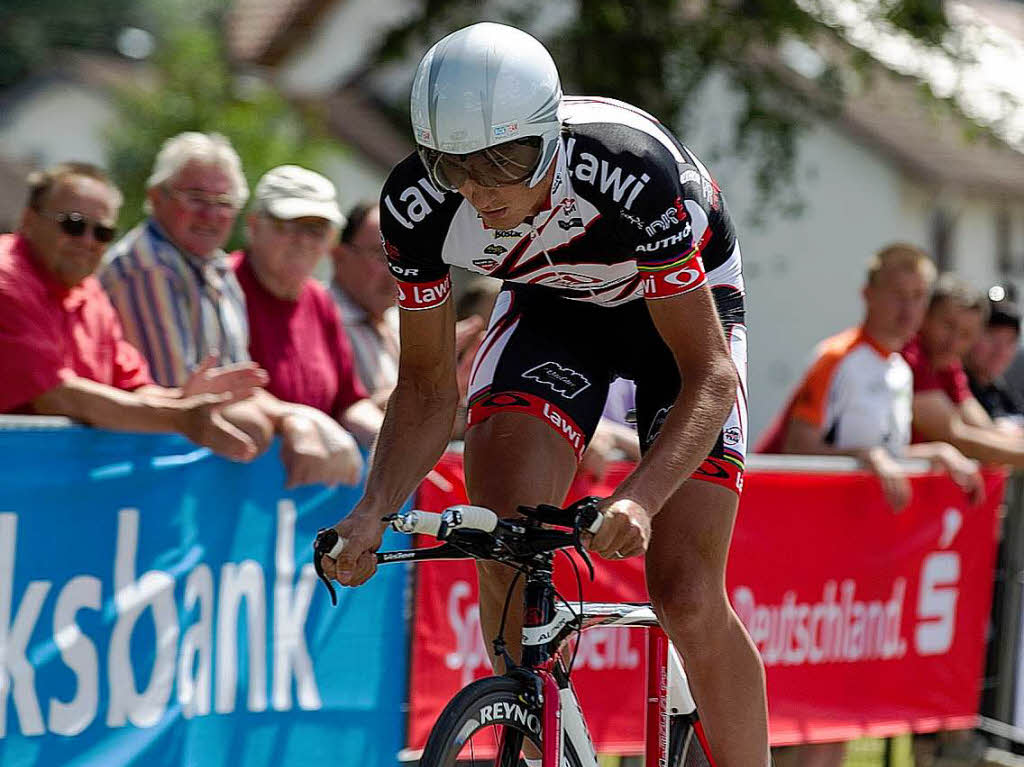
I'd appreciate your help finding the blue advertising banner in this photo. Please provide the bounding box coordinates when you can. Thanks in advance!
[0,425,410,767]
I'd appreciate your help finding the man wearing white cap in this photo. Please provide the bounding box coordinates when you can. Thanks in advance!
[232,165,383,483]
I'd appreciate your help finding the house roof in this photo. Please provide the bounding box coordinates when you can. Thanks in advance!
[764,30,1024,196]
[803,0,1024,150]
[225,0,336,66]
[320,85,413,169]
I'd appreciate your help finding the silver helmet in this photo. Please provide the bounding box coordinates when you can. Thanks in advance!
[410,22,563,190]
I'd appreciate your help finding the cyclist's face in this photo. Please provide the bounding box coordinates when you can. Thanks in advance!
[459,161,555,230]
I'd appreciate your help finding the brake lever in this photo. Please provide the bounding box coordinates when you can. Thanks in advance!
[572,534,597,581]
[312,527,340,606]
[571,497,601,580]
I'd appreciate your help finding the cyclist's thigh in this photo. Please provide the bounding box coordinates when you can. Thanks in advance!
[465,413,577,518]
[465,285,614,516]
[645,478,739,595]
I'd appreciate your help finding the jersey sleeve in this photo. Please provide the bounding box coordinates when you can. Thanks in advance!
[789,349,843,430]
[378,153,459,311]
[624,143,720,300]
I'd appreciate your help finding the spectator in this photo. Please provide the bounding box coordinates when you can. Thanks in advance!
[331,203,488,413]
[101,131,250,384]
[964,288,1024,429]
[233,165,383,484]
[761,244,982,766]
[0,162,267,461]
[101,132,363,488]
[761,245,981,505]
[905,273,1024,468]
[330,203,399,407]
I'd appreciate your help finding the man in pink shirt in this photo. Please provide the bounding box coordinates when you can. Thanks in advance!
[0,162,267,460]
[904,273,1024,467]
[232,165,383,485]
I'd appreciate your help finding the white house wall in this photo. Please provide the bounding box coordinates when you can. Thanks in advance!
[683,72,1018,441]
[0,84,114,168]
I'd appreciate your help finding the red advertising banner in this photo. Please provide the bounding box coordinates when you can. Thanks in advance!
[408,453,1004,751]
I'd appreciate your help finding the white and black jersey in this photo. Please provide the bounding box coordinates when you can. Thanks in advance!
[379,96,748,494]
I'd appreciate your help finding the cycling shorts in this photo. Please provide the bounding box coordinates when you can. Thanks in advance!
[465,282,748,495]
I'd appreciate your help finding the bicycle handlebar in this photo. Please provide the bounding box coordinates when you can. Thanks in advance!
[313,497,605,605]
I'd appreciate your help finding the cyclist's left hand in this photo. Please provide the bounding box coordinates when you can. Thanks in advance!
[588,498,652,560]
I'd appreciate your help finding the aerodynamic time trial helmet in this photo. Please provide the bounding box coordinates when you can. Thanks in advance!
[410,22,563,192]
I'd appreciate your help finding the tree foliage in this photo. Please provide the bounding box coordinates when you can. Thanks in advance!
[105,24,336,243]
[0,0,144,88]
[377,0,957,210]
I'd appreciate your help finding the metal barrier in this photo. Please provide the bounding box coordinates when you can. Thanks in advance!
[981,470,1024,749]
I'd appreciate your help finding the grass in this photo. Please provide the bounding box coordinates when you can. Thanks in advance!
[597,735,916,766]
[843,736,913,766]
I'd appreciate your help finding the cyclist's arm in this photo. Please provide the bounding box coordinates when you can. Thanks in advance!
[352,297,461,518]
[610,286,737,514]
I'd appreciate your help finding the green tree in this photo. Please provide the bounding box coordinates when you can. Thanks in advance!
[105,24,338,243]
[0,0,144,88]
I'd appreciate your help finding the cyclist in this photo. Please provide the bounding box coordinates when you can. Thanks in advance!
[319,22,768,766]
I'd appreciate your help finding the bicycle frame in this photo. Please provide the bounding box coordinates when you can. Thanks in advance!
[381,539,699,766]
[517,560,697,767]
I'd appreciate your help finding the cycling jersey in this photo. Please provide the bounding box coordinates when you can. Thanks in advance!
[380,96,742,310]
[757,328,913,454]
[379,96,748,494]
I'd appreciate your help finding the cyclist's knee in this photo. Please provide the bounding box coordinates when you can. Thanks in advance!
[649,573,729,642]
[476,560,520,594]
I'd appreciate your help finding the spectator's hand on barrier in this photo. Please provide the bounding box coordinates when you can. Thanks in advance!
[181,354,268,399]
[588,497,652,559]
[320,512,386,587]
[864,446,911,512]
[281,413,363,488]
[178,392,261,462]
[219,398,276,456]
[933,444,985,506]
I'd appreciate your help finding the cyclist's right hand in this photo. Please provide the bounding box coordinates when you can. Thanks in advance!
[319,512,386,587]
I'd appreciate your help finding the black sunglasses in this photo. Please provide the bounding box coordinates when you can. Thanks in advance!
[41,211,117,244]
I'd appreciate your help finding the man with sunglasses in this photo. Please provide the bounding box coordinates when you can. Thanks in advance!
[318,23,766,766]
[0,161,268,460]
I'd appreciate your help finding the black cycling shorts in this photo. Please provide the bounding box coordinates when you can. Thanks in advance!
[465,282,748,495]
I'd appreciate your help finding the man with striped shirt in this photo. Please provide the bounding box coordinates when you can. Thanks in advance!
[101,132,249,385]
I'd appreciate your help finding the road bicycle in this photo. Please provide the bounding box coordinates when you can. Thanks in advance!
[314,497,716,766]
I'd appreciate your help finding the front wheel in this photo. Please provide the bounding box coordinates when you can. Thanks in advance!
[668,711,716,767]
[419,676,584,767]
